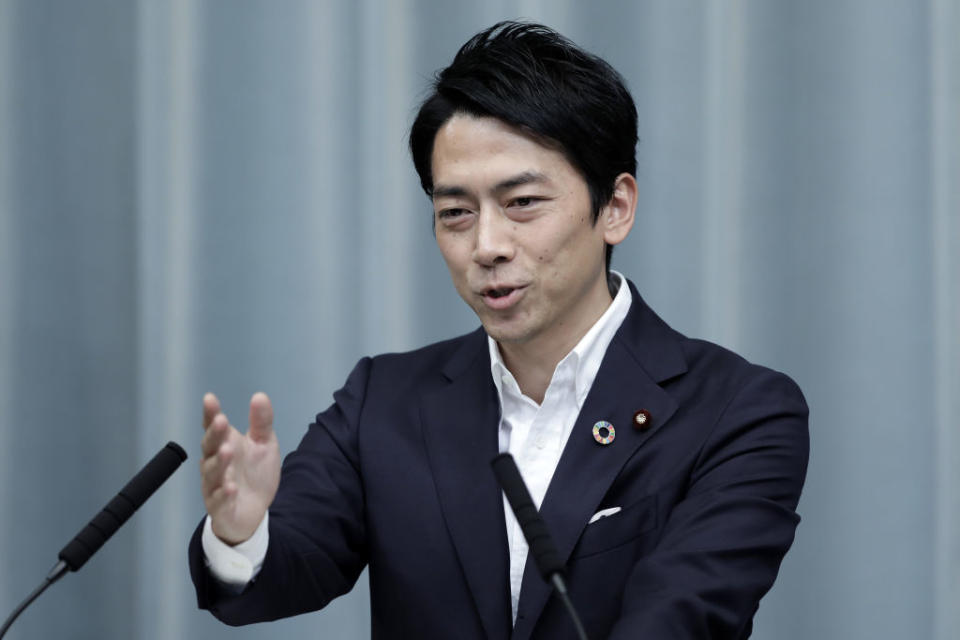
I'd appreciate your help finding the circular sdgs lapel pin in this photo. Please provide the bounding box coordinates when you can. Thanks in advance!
[592,420,615,445]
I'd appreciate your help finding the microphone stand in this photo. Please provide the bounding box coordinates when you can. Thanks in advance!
[0,561,68,639]
[550,573,589,640]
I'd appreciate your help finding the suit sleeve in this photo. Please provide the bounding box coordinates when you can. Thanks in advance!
[188,357,373,625]
[608,368,810,639]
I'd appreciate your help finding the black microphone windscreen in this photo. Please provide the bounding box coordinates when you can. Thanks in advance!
[491,453,564,579]
[58,442,187,571]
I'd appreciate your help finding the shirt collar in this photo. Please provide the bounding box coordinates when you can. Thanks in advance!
[488,271,633,407]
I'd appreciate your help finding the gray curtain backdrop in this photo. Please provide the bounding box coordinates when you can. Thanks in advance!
[1,0,958,638]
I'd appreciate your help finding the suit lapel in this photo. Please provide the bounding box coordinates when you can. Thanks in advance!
[512,285,687,639]
[421,330,512,640]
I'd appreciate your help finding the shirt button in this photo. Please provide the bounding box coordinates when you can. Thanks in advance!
[535,435,546,449]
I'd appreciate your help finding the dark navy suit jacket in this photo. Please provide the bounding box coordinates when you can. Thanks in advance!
[189,281,809,639]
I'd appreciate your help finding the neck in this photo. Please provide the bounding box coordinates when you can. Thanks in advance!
[498,275,614,404]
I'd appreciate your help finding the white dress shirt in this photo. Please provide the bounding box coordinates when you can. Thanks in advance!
[490,272,631,621]
[203,273,633,624]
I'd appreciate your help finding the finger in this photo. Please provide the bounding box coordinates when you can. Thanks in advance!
[201,414,232,458]
[203,392,222,430]
[248,392,274,443]
[200,441,234,490]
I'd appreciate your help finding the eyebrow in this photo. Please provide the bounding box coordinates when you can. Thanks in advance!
[432,171,550,199]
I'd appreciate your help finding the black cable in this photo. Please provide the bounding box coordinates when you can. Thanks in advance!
[551,573,589,640]
[0,560,68,639]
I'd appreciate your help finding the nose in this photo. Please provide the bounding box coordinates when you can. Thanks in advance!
[473,208,515,267]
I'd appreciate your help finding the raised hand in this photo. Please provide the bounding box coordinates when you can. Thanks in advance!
[200,392,281,545]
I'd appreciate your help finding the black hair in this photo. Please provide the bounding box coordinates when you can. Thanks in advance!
[409,20,638,269]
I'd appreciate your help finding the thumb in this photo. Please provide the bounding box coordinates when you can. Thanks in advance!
[248,391,275,442]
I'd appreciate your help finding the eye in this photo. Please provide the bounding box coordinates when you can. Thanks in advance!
[510,197,537,208]
[436,207,476,228]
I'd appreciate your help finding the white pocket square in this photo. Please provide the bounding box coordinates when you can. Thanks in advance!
[588,506,622,524]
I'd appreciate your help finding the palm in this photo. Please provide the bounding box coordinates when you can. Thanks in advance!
[201,392,281,544]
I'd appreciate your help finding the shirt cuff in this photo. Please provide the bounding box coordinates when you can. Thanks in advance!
[201,512,269,586]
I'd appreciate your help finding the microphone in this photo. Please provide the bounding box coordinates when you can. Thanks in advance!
[58,441,187,570]
[490,453,563,580]
[0,441,188,639]
[491,453,589,640]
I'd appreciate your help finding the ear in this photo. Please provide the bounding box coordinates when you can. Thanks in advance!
[599,173,636,246]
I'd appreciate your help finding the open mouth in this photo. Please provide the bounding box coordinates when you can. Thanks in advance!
[480,285,525,310]
[486,287,516,299]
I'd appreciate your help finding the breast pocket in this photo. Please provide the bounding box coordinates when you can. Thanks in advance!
[572,494,658,559]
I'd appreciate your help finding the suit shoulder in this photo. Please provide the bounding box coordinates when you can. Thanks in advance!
[365,327,486,380]
[675,334,807,409]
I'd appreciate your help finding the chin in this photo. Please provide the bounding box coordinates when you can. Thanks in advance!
[472,303,539,344]
[480,321,535,345]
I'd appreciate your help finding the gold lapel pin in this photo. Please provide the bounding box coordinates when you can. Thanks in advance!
[633,409,652,432]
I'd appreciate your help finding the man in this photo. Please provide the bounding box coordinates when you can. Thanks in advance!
[190,21,808,639]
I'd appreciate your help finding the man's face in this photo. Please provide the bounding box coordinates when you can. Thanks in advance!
[431,114,619,356]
